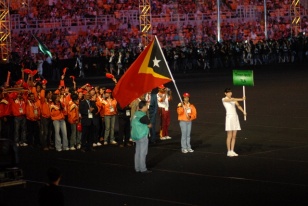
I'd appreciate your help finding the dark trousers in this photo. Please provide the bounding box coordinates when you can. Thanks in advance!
[81,123,96,150]
[117,116,130,145]
[27,119,40,146]
[149,115,157,143]
[0,116,14,140]
[40,117,52,148]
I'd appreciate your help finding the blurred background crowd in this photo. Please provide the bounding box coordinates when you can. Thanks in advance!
[4,0,308,81]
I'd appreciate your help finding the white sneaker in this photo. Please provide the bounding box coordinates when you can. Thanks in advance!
[63,148,70,151]
[96,142,102,146]
[77,144,81,149]
[110,140,117,145]
[182,149,188,153]
[104,141,108,145]
[231,151,238,156]
[160,136,167,140]
[93,143,97,147]
[70,147,76,151]
[57,149,62,152]
[165,136,172,140]
[187,149,194,153]
[22,143,28,147]
[227,151,235,157]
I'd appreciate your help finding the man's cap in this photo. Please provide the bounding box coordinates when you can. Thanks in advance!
[105,89,112,93]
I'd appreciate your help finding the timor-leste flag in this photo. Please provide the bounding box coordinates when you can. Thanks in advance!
[113,37,172,107]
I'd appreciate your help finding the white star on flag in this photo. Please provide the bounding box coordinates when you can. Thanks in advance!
[152,57,161,67]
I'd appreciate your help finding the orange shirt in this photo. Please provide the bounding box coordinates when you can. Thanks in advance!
[59,95,69,115]
[26,99,41,121]
[9,97,27,117]
[40,90,51,118]
[0,98,11,117]
[177,103,197,121]
[31,87,42,101]
[50,103,65,121]
[100,98,117,116]
[67,101,79,124]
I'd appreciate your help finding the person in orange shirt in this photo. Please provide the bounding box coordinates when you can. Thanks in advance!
[30,82,43,102]
[177,93,197,154]
[97,86,106,142]
[9,92,27,146]
[0,88,13,140]
[91,93,102,147]
[101,89,117,145]
[40,85,53,150]
[50,94,69,152]
[26,92,41,147]
[67,93,81,150]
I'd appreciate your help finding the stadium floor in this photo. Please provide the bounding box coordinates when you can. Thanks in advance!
[1,63,308,206]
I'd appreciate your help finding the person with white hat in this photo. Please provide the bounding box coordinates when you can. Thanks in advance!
[177,92,197,153]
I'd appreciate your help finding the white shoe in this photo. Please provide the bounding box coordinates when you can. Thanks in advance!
[110,140,117,145]
[227,151,235,157]
[63,148,70,151]
[182,149,188,153]
[165,136,172,140]
[57,149,62,152]
[93,143,97,147]
[96,142,102,146]
[231,151,238,156]
[187,149,194,153]
[70,147,76,151]
[77,144,81,149]
[104,141,108,145]
[160,136,167,140]
[21,143,28,147]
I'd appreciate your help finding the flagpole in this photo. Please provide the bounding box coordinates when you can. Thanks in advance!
[154,36,183,104]
[243,86,246,121]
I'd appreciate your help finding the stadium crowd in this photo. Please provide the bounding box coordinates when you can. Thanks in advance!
[8,0,308,74]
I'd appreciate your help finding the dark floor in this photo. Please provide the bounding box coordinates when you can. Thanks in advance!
[1,64,308,206]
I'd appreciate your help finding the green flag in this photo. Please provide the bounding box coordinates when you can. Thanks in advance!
[33,35,52,58]
[233,70,254,86]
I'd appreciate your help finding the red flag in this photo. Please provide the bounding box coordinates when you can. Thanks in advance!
[113,37,172,107]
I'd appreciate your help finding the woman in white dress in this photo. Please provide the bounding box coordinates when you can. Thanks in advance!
[222,88,246,157]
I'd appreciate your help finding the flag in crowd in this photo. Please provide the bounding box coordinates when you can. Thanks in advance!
[33,34,52,58]
[113,37,172,107]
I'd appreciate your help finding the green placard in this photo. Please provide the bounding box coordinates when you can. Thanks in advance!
[233,70,254,86]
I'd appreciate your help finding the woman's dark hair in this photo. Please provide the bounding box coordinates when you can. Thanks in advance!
[138,100,147,109]
[224,88,232,93]
[36,82,42,88]
[51,94,63,110]
[71,93,78,101]
[51,94,58,104]
[104,93,113,100]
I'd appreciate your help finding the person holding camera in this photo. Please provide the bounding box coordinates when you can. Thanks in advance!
[157,85,172,140]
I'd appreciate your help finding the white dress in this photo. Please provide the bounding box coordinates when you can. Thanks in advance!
[222,98,241,131]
